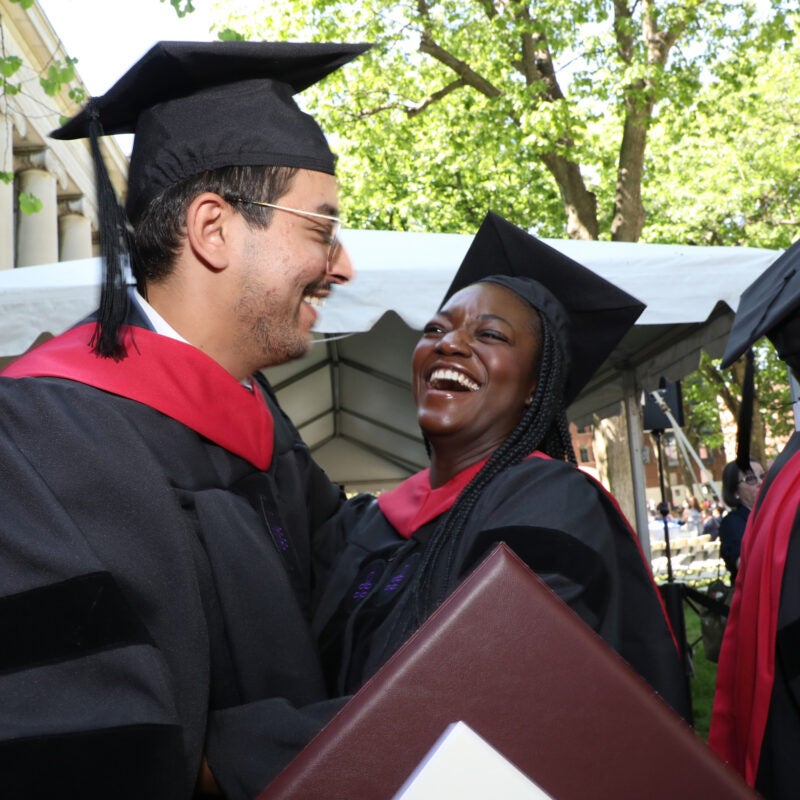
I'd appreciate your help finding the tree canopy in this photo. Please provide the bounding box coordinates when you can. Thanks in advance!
[212,0,797,243]
[644,24,800,462]
[645,16,800,251]
[211,1,800,470]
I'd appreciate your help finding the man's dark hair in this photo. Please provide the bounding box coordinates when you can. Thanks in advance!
[132,165,298,287]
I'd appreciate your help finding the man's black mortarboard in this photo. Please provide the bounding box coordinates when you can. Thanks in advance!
[721,238,800,368]
[52,40,370,222]
[440,211,646,404]
[50,40,369,358]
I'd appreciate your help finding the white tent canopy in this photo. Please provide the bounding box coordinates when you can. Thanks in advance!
[0,230,780,536]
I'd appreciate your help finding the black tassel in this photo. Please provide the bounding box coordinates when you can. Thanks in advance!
[86,101,130,360]
[735,348,755,471]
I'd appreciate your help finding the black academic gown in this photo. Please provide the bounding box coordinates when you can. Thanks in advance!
[0,306,345,799]
[710,432,800,799]
[718,504,750,579]
[312,453,689,718]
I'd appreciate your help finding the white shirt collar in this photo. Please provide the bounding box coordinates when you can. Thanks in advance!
[133,289,253,389]
[133,289,190,343]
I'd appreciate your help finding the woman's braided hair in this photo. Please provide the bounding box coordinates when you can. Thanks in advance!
[381,293,577,657]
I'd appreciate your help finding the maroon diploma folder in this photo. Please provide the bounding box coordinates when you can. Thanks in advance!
[260,543,755,799]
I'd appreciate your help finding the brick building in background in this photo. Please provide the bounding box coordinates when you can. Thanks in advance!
[571,422,727,511]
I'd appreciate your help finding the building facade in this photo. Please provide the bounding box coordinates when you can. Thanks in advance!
[0,0,127,271]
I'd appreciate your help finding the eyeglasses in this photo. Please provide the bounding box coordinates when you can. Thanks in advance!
[228,198,342,269]
[739,471,765,486]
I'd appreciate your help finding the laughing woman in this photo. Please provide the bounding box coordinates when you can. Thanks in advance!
[313,212,688,717]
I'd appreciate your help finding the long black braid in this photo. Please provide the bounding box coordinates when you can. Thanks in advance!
[378,312,576,661]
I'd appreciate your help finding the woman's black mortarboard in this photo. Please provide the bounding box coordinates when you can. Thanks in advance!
[721,238,800,368]
[440,211,646,405]
[49,40,370,357]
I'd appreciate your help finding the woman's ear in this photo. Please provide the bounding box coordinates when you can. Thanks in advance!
[184,192,231,272]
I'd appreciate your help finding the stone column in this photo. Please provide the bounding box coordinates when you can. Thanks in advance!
[0,114,14,270]
[15,159,59,267]
[58,199,93,261]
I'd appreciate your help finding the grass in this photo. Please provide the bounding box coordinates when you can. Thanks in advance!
[683,598,721,740]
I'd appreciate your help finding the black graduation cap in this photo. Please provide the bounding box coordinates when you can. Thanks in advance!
[49,40,369,358]
[441,211,646,405]
[52,40,370,223]
[721,238,800,368]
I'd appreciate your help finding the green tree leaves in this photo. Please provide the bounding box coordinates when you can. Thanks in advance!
[0,53,22,96]
[39,57,79,97]
[162,0,195,17]
[209,0,795,244]
[17,192,42,216]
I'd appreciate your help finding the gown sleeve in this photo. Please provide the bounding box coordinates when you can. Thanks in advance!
[0,381,198,798]
[456,460,620,631]
[0,377,350,800]
[452,458,687,715]
[205,695,349,798]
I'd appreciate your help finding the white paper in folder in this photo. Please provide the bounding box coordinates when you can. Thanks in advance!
[394,721,554,800]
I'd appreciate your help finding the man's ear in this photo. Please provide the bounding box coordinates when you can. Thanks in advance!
[184,192,232,271]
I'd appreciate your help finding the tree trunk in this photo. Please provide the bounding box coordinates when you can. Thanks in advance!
[540,152,599,240]
[609,0,681,242]
[610,96,651,242]
[593,409,637,527]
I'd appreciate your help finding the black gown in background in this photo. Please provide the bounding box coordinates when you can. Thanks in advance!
[313,454,690,719]
[0,308,345,800]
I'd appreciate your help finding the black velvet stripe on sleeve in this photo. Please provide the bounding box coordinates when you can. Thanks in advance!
[0,723,185,799]
[0,571,152,674]
[461,525,611,618]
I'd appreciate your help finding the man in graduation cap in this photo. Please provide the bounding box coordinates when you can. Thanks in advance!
[709,239,800,799]
[312,211,690,718]
[0,41,369,798]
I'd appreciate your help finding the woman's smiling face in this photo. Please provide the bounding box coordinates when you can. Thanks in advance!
[412,282,542,453]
